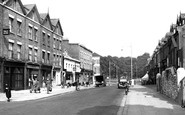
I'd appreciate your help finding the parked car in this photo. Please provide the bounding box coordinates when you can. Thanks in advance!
[94,74,106,87]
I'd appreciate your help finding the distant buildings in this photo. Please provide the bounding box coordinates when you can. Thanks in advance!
[0,0,98,92]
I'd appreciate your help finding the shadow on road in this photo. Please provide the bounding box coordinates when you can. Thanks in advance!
[77,105,120,115]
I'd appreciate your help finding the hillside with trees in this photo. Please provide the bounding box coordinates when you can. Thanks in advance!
[100,53,150,79]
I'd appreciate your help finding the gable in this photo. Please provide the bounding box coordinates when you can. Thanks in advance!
[26,5,41,23]
[56,21,64,36]
[42,14,52,30]
[5,0,26,15]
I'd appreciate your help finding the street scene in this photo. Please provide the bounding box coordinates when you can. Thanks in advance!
[1,0,185,115]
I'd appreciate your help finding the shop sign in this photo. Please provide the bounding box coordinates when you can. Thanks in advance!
[3,29,10,35]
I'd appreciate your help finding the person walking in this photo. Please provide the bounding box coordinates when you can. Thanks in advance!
[75,78,80,91]
[4,83,11,102]
[46,78,52,94]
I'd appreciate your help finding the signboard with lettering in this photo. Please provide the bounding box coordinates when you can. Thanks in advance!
[3,29,10,35]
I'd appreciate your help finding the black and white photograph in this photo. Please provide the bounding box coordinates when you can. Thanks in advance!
[0,0,185,115]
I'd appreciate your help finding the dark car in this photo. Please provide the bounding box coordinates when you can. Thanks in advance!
[94,74,106,87]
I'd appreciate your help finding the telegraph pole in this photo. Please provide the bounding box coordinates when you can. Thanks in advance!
[131,44,133,81]
[109,61,111,86]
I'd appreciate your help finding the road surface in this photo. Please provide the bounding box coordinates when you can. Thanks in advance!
[0,86,126,115]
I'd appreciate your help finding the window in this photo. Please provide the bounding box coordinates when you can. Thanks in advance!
[56,40,59,49]
[34,49,38,62]
[42,51,45,63]
[34,28,38,41]
[17,44,21,60]
[53,54,55,65]
[59,56,62,66]
[9,17,14,33]
[47,35,50,47]
[17,21,21,35]
[59,41,62,50]
[28,47,32,61]
[42,32,45,45]
[8,42,14,59]
[28,26,32,39]
[56,55,59,66]
[53,38,56,48]
[47,52,50,64]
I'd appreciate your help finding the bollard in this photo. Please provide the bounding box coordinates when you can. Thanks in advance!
[4,84,11,102]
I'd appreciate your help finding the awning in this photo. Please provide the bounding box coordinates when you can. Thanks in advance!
[142,73,149,81]
[177,68,185,85]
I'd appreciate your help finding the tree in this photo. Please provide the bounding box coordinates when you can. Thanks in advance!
[100,53,150,79]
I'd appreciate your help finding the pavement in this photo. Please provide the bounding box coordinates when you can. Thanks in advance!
[0,85,95,102]
[122,84,185,115]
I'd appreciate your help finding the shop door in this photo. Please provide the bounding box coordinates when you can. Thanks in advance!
[12,68,24,90]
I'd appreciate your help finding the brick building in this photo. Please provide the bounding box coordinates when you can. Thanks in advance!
[69,43,93,84]
[0,0,64,92]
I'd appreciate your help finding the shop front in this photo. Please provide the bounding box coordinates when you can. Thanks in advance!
[52,66,62,86]
[3,61,25,90]
[41,64,52,87]
[0,58,4,92]
[80,69,93,84]
[65,71,73,84]
[26,63,40,89]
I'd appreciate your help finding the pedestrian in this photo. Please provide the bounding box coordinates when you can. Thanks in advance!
[4,83,11,102]
[61,81,64,88]
[30,75,34,93]
[75,78,80,91]
[46,78,52,94]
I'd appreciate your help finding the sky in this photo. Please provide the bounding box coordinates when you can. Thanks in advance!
[22,0,185,58]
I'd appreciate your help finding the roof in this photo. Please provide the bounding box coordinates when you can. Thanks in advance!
[40,13,47,20]
[93,52,101,57]
[51,19,58,26]
[24,4,35,13]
